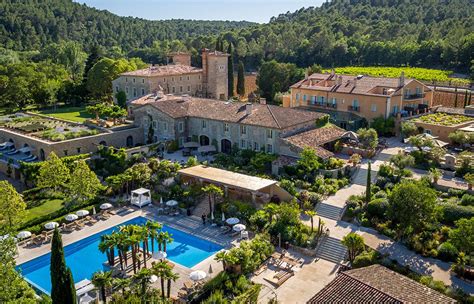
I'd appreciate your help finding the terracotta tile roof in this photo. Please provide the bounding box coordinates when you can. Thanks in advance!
[282,125,345,159]
[307,265,455,304]
[121,65,202,77]
[131,94,325,130]
[291,73,428,96]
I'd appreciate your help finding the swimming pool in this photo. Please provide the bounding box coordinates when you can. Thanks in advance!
[17,216,223,294]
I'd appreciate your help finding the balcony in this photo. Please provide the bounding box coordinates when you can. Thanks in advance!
[348,105,360,112]
[404,93,425,100]
[309,102,338,110]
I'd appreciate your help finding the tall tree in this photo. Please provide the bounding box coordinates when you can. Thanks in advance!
[237,61,245,97]
[202,184,223,215]
[365,161,371,204]
[227,43,234,98]
[0,181,26,230]
[341,233,365,264]
[37,152,70,190]
[50,229,76,304]
[69,159,103,203]
[92,271,113,304]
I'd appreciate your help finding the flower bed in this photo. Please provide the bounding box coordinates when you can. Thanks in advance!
[415,113,473,126]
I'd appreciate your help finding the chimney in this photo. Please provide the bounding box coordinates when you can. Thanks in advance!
[304,70,309,80]
[353,78,357,88]
[246,103,253,115]
[399,71,405,87]
[337,76,343,86]
[259,98,267,105]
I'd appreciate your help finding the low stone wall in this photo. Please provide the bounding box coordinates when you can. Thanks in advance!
[288,244,317,257]
[341,145,375,158]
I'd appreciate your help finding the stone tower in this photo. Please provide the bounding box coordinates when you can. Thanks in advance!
[202,49,229,100]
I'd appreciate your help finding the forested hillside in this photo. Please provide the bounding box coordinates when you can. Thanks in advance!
[0,0,254,51]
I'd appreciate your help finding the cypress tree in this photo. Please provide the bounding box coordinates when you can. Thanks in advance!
[237,61,245,97]
[51,229,77,304]
[227,43,234,98]
[464,90,468,108]
[366,161,371,204]
[454,87,458,107]
[215,37,222,52]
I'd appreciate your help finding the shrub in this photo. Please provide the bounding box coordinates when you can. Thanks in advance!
[366,198,388,218]
[352,250,381,268]
[279,179,297,196]
[460,194,474,206]
[437,242,459,262]
[440,204,474,225]
[374,190,387,199]
[447,188,466,198]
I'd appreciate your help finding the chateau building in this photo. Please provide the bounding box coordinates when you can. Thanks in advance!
[284,71,434,130]
[129,93,331,156]
[112,49,229,103]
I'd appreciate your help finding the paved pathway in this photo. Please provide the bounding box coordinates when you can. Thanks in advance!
[305,139,474,294]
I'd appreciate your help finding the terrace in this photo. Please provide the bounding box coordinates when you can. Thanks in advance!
[413,112,473,126]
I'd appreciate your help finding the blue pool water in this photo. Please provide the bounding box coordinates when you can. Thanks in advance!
[17,216,222,294]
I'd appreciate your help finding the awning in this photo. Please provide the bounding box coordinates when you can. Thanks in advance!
[132,188,150,195]
[198,145,216,153]
[342,131,359,141]
[183,142,200,148]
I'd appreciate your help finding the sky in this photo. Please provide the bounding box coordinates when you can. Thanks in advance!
[74,0,325,23]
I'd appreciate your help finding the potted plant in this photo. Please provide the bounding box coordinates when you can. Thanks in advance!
[464,173,474,190]
[429,168,442,184]
[349,153,362,168]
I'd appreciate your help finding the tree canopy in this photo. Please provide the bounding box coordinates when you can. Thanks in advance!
[0,181,27,230]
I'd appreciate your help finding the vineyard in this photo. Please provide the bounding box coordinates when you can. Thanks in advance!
[323,67,470,86]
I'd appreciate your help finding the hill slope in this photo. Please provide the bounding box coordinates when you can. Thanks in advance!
[0,0,254,51]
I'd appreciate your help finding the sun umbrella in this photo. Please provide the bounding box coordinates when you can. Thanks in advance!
[211,211,215,221]
[65,214,78,222]
[92,206,97,215]
[226,217,239,225]
[17,231,31,239]
[153,251,167,260]
[100,203,113,210]
[189,270,207,281]
[160,196,163,206]
[44,222,59,230]
[76,210,89,217]
[149,275,158,283]
[221,212,225,222]
[166,200,178,207]
[233,224,246,232]
[209,265,213,274]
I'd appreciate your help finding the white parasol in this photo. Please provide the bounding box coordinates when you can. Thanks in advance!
[226,217,239,225]
[166,200,178,207]
[17,231,32,239]
[221,212,225,222]
[65,214,79,222]
[100,203,113,210]
[153,251,167,260]
[232,224,246,232]
[76,210,89,217]
[44,222,59,230]
[160,197,163,206]
[149,275,158,283]
[189,270,207,281]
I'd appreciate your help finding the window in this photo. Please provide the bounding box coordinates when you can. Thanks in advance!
[311,96,316,105]
[133,88,137,97]
[179,137,184,147]
[371,104,377,112]
[163,78,166,82]
[241,140,246,149]
[172,87,175,93]
[425,129,432,135]
[198,84,202,90]
[187,76,190,81]
[202,120,207,129]
[254,142,260,151]
[224,123,229,133]
[296,93,300,101]
[392,105,399,114]
[125,78,128,82]
[76,147,81,153]
[179,76,183,81]
[142,79,145,83]
[125,87,129,94]
[180,86,183,92]
[152,121,157,129]
[133,78,136,83]
[141,88,145,95]
[267,144,273,153]
[163,122,168,131]
[198,75,201,80]
[303,95,307,102]
[63,150,68,156]
[178,122,184,133]
[353,99,359,107]
[115,86,119,93]
[240,125,247,135]
[266,129,273,139]
[187,86,191,92]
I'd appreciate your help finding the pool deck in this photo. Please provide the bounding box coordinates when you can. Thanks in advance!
[16,205,235,298]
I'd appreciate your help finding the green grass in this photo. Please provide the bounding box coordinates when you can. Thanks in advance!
[22,199,64,224]
[38,106,92,123]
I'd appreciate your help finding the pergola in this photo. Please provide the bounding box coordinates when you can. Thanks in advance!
[178,165,293,204]
[130,188,152,208]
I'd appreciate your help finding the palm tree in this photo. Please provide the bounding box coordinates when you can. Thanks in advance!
[92,270,113,304]
[160,231,173,252]
[98,234,116,267]
[133,268,153,298]
[202,184,223,214]
[341,233,365,264]
[215,250,228,270]
[152,261,171,298]
[112,277,130,295]
[115,232,129,271]
[429,168,442,184]
[165,269,179,298]
[305,210,317,232]
[146,221,162,254]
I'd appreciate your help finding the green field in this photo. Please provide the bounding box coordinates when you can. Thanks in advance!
[22,199,64,224]
[38,106,92,123]
[323,67,470,85]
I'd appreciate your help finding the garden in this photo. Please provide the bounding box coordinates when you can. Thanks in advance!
[343,154,474,282]
[414,113,473,126]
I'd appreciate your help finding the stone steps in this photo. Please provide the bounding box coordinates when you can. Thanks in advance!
[316,202,344,221]
[315,236,347,264]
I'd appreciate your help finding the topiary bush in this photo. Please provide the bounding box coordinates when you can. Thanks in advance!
[440,203,474,225]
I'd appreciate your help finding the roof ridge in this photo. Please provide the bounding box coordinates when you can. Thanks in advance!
[266,104,281,129]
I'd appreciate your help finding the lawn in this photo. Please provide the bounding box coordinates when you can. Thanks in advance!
[22,199,64,224]
[38,106,92,123]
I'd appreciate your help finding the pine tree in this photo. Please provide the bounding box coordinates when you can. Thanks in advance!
[366,161,371,204]
[227,43,234,98]
[51,229,76,304]
[237,61,245,97]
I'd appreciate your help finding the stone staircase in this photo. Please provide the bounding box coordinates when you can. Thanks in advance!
[315,202,344,221]
[315,236,347,264]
